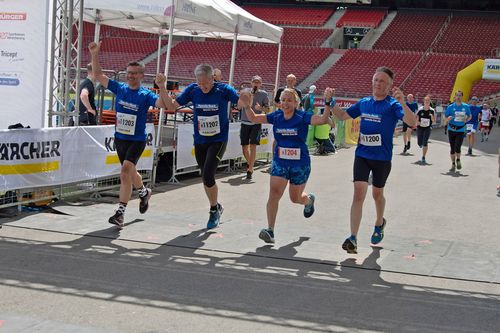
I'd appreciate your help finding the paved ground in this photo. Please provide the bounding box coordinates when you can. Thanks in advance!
[1,127,499,332]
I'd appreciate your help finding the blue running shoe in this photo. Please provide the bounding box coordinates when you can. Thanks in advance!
[303,193,315,218]
[342,236,357,254]
[207,203,223,229]
[259,228,275,244]
[371,218,386,244]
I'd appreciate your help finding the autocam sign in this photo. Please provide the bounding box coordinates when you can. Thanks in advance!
[483,59,500,81]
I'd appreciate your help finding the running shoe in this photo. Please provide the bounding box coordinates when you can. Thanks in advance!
[303,193,315,218]
[108,211,124,229]
[456,159,462,170]
[449,163,456,172]
[342,236,357,254]
[403,146,407,154]
[371,218,386,244]
[139,188,152,214]
[207,203,224,229]
[246,170,253,180]
[259,228,275,244]
[421,157,426,164]
[407,142,411,150]
[497,185,500,197]
[467,147,472,156]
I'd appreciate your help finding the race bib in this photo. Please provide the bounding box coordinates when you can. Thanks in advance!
[198,115,220,136]
[278,147,300,160]
[466,124,474,131]
[482,121,490,126]
[359,133,382,146]
[116,112,137,135]
[420,118,430,127]
[454,112,466,122]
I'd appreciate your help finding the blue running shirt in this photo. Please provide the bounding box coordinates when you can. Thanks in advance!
[346,96,404,161]
[446,103,471,133]
[266,109,313,166]
[176,82,240,144]
[467,105,481,126]
[107,80,158,141]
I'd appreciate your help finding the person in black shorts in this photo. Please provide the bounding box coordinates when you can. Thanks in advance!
[330,67,417,254]
[416,95,435,164]
[240,75,270,179]
[158,64,247,229]
[89,41,171,228]
[402,93,418,153]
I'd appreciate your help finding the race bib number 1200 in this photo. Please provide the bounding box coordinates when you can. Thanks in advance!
[359,133,382,146]
[116,113,137,135]
[198,115,220,136]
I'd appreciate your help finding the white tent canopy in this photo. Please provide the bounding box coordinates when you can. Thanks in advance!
[82,0,283,44]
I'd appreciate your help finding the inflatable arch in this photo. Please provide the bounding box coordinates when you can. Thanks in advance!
[450,58,500,103]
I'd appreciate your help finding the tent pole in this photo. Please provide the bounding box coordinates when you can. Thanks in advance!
[273,42,282,106]
[153,0,176,185]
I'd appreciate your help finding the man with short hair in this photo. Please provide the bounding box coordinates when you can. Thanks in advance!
[71,63,97,126]
[330,67,416,254]
[159,63,246,229]
[240,75,270,179]
[89,41,171,228]
[274,74,302,108]
[402,93,418,153]
[466,96,481,155]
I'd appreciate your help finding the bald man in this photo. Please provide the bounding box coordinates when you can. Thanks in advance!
[274,74,302,108]
[402,93,418,153]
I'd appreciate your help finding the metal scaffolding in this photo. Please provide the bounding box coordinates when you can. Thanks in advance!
[47,0,83,127]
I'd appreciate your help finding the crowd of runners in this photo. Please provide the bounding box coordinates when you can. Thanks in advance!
[88,41,500,255]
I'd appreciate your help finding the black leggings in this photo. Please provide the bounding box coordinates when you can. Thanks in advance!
[417,127,431,147]
[194,141,227,187]
[448,130,464,154]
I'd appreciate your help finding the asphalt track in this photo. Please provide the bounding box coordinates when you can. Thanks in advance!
[1,127,499,332]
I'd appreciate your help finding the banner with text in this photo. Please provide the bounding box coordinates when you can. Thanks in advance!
[176,123,274,169]
[0,0,50,129]
[0,124,154,191]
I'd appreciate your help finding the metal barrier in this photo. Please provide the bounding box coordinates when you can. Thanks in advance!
[0,170,151,211]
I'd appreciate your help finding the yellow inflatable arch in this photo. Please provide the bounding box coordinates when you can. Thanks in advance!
[450,59,484,103]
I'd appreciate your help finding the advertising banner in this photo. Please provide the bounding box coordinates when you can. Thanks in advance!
[344,117,360,145]
[176,123,274,169]
[483,58,500,81]
[0,0,50,129]
[0,124,155,191]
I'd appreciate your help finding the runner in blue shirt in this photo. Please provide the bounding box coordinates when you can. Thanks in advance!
[402,93,418,153]
[330,67,417,254]
[445,90,472,172]
[239,87,333,244]
[89,41,171,229]
[160,64,244,229]
[466,96,481,156]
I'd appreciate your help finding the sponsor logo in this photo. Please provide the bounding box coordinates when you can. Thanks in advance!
[103,134,153,164]
[0,32,25,40]
[243,20,253,30]
[0,141,61,174]
[486,64,500,74]
[117,100,139,112]
[0,13,27,20]
[275,128,298,136]
[196,103,218,112]
[361,112,382,123]
[182,2,196,15]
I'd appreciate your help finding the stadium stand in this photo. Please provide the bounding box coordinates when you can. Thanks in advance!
[434,15,500,57]
[241,6,334,26]
[282,27,333,47]
[373,12,448,52]
[404,53,500,101]
[315,49,422,96]
[336,9,387,28]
